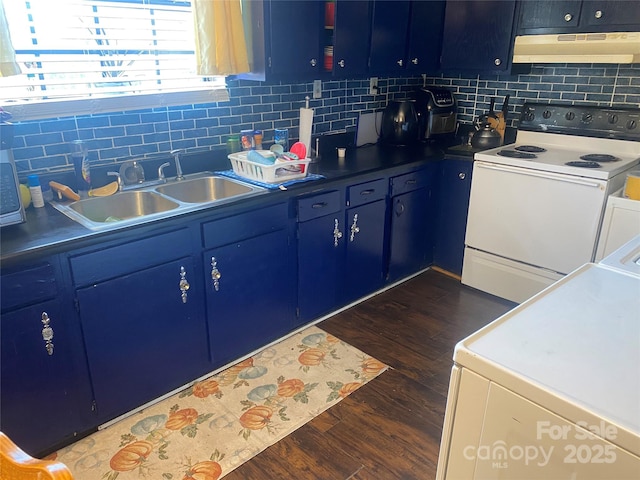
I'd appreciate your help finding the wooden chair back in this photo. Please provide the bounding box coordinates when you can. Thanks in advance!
[0,432,73,480]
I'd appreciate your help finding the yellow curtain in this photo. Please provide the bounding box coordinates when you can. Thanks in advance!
[0,0,21,77]
[192,0,250,76]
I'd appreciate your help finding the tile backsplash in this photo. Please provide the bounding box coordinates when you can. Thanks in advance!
[7,63,640,180]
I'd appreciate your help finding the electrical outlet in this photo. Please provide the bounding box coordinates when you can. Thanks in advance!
[313,80,322,99]
[369,77,379,95]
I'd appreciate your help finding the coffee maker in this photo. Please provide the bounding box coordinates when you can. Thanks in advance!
[414,88,457,142]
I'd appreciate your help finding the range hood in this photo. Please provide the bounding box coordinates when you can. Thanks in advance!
[513,32,640,64]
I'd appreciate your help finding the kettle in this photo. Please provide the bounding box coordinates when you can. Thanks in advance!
[380,100,419,146]
[471,121,502,149]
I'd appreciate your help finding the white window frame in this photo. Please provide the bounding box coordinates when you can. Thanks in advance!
[1,0,230,122]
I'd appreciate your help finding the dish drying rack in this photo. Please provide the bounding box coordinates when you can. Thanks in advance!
[228,152,311,183]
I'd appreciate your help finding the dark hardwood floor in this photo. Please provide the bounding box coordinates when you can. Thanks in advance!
[225,269,516,479]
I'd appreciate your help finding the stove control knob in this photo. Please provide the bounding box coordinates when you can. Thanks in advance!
[565,112,575,121]
[626,119,637,130]
[542,110,552,119]
[608,114,618,125]
[581,113,593,124]
[523,108,535,122]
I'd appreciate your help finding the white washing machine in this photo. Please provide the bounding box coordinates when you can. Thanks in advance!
[437,238,640,479]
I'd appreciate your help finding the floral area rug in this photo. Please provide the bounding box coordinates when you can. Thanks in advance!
[52,326,388,480]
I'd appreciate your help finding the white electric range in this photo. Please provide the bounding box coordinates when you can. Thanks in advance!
[462,103,640,303]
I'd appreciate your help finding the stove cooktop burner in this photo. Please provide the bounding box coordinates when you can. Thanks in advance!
[565,161,602,168]
[580,154,620,163]
[515,145,547,153]
[497,150,537,159]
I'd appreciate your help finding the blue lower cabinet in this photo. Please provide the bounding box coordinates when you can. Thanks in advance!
[205,228,296,366]
[387,188,432,282]
[434,158,473,275]
[343,199,387,304]
[77,256,209,423]
[1,299,93,456]
[387,165,438,282]
[297,211,344,323]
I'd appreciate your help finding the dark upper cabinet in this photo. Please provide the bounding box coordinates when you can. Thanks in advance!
[581,0,640,29]
[405,0,446,74]
[331,0,373,77]
[267,0,323,79]
[369,0,445,75]
[369,1,411,74]
[440,0,518,73]
[518,0,640,33]
[518,1,582,30]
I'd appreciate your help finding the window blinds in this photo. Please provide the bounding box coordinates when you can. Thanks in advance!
[0,0,228,118]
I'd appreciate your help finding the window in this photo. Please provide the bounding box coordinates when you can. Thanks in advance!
[0,0,229,120]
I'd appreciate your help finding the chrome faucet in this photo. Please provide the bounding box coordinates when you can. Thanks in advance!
[171,149,184,181]
[107,171,123,191]
[157,162,170,183]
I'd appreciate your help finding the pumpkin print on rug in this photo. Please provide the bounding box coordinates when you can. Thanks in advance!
[52,326,388,479]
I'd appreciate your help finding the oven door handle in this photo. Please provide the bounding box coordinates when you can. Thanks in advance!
[476,162,604,189]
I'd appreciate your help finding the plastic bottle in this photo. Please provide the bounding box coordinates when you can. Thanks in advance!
[27,174,45,208]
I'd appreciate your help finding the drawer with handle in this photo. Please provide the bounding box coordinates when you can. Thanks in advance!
[347,178,387,207]
[297,190,342,222]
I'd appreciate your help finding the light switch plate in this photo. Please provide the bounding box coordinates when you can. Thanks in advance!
[313,80,322,99]
[369,77,379,95]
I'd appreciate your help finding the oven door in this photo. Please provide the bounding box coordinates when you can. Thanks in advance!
[465,161,608,275]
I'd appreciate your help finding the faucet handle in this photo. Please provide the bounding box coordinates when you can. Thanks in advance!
[107,171,123,191]
[158,162,171,182]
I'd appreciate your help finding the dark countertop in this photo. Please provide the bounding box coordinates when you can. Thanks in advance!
[1,137,447,264]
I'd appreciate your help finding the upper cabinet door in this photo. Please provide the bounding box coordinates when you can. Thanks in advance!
[268,0,323,78]
[405,0,446,74]
[518,0,582,30]
[368,0,411,75]
[581,0,640,28]
[440,0,517,73]
[332,0,372,77]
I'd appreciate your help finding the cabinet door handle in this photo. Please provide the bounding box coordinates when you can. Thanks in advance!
[458,172,466,180]
[310,58,317,67]
[333,218,343,247]
[411,58,418,65]
[405,179,417,186]
[594,10,603,19]
[210,257,221,292]
[312,201,328,209]
[564,13,573,22]
[360,189,375,196]
[338,60,345,68]
[394,200,405,217]
[41,312,54,356]
[349,213,360,242]
[397,59,403,66]
[179,266,190,303]
[494,58,502,66]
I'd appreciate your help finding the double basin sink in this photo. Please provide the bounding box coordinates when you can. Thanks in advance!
[53,173,266,230]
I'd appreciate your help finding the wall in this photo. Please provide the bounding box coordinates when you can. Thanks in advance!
[7,63,640,180]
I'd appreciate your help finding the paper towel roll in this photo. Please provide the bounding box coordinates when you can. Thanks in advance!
[299,107,313,158]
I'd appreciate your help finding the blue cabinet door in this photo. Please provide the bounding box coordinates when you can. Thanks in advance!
[77,257,209,422]
[369,0,411,75]
[268,0,323,79]
[387,188,432,282]
[343,199,387,304]
[332,0,372,77]
[434,159,473,275]
[205,229,296,366]
[298,213,345,322]
[1,299,93,456]
[440,0,517,73]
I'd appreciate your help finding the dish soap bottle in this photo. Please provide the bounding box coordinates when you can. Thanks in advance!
[27,174,45,208]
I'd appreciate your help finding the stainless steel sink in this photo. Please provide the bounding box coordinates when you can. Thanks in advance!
[52,173,266,231]
[155,176,254,203]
